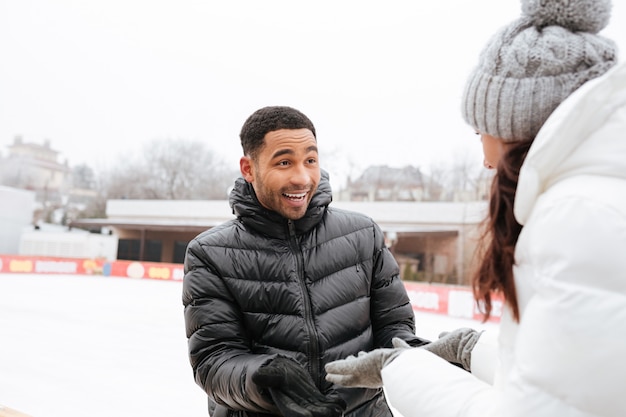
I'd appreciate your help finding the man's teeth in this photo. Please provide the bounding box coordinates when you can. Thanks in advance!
[284,192,306,199]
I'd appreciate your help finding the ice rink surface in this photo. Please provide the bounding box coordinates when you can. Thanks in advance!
[0,273,497,417]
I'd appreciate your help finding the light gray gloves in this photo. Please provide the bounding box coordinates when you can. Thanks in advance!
[422,328,483,371]
[325,328,482,389]
[324,337,410,389]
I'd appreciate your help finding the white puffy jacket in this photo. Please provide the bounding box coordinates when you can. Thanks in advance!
[382,61,626,417]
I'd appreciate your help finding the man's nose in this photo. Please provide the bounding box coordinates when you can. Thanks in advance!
[290,164,310,185]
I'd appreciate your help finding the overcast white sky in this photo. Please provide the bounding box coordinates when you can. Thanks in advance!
[1,0,625,186]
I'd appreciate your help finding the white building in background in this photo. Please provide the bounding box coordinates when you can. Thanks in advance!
[1,190,488,284]
[1,136,71,196]
[19,223,118,261]
[0,186,35,254]
[0,185,117,261]
[70,199,488,285]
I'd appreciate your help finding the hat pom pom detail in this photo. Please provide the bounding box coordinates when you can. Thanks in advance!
[521,0,612,33]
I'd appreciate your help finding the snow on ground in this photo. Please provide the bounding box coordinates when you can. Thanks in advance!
[0,273,497,417]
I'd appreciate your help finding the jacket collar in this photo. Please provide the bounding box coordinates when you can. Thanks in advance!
[229,169,332,239]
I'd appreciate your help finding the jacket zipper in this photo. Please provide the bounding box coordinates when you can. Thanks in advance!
[287,220,321,386]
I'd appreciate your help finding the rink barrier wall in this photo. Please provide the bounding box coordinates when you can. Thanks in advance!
[0,255,501,322]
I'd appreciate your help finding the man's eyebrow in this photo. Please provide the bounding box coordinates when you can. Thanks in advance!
[271,145,318,159]
[271,149,294,159]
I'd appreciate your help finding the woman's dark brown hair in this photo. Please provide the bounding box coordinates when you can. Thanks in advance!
[472,140,532,322]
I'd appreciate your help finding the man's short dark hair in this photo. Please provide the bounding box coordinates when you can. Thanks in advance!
[239,106,316,158]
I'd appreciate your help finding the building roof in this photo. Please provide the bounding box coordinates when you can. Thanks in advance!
[69,199,487,236]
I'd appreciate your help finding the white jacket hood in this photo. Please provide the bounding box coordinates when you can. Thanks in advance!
[515,62,626,224]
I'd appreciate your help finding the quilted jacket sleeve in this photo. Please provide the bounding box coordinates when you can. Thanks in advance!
[382,348,497,417]
[369,222,429,348]
[182,238,279,414]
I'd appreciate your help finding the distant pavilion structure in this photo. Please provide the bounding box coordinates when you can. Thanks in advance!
[69,200,487,285]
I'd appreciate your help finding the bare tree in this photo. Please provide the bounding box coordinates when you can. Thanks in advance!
[72,164,97,190]
[445,151,485,201]
[319,148,362,196]
[102,138,238,200]
[423,164,448,201]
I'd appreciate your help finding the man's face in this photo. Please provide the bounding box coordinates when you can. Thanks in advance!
[240,128,320,220]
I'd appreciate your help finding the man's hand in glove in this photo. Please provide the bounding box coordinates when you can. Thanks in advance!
[422,327,483,371]
[252,356,346,417]
[324,338,410,389]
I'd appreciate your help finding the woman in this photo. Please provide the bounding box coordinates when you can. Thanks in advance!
[326,1,626,415]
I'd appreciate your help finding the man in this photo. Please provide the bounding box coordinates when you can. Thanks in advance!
[183,106,427,417]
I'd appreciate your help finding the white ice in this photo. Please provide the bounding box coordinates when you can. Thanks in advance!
[0,273,497,417]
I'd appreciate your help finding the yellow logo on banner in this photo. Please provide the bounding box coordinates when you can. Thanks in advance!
[9,260,33,273]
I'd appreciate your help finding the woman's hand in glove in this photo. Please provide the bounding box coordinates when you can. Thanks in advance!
[422,328,483,371]
[325,330,484,391]
[324,338,410,389]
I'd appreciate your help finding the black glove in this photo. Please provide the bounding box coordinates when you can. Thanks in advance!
[252,357,346,417]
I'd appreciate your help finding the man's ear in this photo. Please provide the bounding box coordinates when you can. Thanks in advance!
[240,156,254,183]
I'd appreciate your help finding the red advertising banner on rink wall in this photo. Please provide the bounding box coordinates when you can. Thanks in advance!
[403,281,503,323]
[0,255,184,282]
[0,255,501,322]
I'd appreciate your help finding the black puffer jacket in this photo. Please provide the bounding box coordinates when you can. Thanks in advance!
[183,171,425,417]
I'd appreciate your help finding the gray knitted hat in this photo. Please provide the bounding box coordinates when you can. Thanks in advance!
[462,0,617,142]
